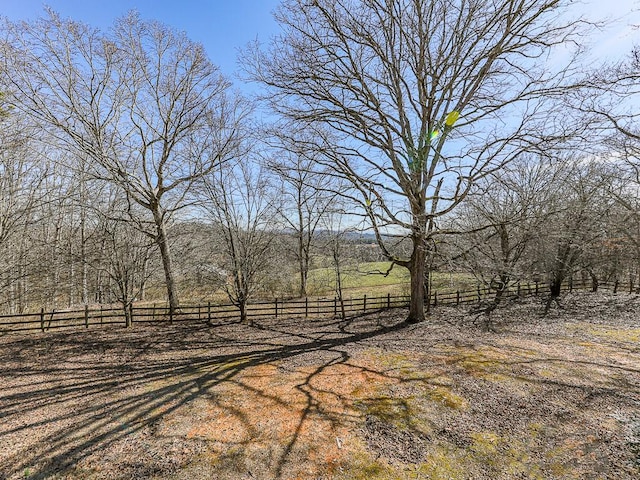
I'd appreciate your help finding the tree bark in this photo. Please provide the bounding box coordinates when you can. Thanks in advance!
[545,271,564,315]
[153,211,179,317]
[298,229,308,297]
[423,268,431,314]
[407,236,427,324]
[239,300,248,325]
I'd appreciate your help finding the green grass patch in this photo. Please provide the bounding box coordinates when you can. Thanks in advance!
[306,262,475,297]
[307,262,409,290]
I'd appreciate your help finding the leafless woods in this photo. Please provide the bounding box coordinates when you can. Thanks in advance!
[0,2,638,321]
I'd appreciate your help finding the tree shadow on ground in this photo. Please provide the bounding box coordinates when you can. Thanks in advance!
[3,300,640,479]
[0,311,410,479]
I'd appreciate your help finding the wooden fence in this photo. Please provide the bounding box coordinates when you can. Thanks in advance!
[0,278,633,334]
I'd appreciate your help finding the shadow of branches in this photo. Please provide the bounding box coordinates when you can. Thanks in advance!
[2,294,640,479]
[0,312,407,479]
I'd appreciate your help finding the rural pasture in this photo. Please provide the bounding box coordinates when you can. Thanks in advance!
[1,292,639,479]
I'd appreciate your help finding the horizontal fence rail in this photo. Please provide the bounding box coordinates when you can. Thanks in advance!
[0,278,632,334]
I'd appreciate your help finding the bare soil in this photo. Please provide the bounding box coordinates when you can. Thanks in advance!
[1,292,639,479]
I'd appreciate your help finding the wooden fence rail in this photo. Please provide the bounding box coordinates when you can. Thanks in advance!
[0,278,629,334]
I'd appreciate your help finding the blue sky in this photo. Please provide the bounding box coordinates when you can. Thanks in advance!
[0,0,282,79]
[1,0,638,82]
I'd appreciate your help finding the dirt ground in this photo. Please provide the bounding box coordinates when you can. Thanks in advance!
[1,292,639,480]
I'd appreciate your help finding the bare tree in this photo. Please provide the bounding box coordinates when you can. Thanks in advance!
[560,44,640,282]
[451,156,560,308]
[572,46,640,146]
[245,0,590,323]
[199,158,278,324]
[98,209,155,326]
[532,159,614,312]
[267,149,338,297]
[608,172,640,288]
[2,10,246,317]
[583,48,640,285]
[0,116,47,313]
[320,202,356,319]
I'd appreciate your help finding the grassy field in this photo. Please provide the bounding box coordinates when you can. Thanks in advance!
[129,262,477,306]
[1,292,639,479]
[307,261,476,297]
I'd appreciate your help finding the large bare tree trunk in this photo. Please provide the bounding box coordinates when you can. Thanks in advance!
[299,263,307,297]
[153,210,179,317]
[157,226,179,317]
[407,237,426,324]
[238,299,249,325]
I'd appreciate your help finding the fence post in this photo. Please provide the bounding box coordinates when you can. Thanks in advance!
[305,297,308,317]
[275,298,278,318]
[433,292,438,307]
[40,308,45,332]
[208,301,211,323]
[84,304,89,329]
[363,294,367,313]
[387,292,391,309]
[456,290,460,306]
[334,297,337,316]
[128,303,134,327]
